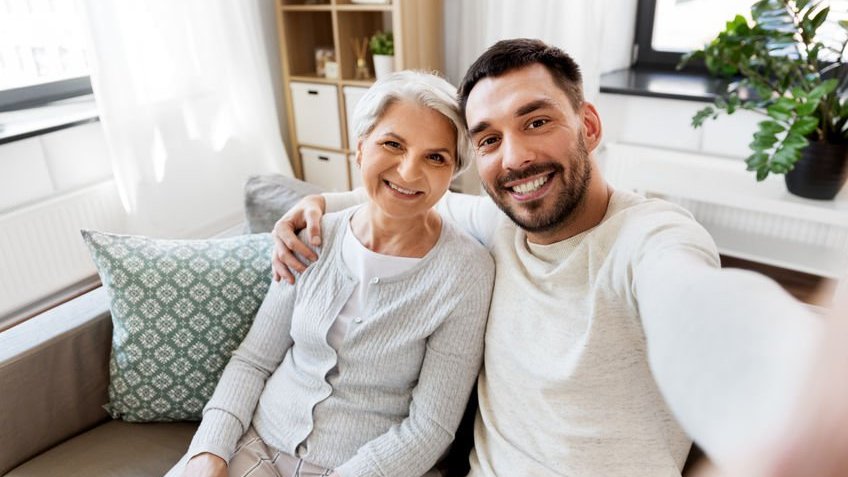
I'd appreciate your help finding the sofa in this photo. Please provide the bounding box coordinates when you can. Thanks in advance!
[0,175,704,476]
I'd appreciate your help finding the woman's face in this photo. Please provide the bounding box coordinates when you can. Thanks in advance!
[358,99,457,221]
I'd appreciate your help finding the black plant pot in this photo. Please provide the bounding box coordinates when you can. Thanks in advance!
[785,141,848,200]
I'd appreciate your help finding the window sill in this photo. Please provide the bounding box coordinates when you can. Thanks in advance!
[0,94,99,145]
[599,66,734,103]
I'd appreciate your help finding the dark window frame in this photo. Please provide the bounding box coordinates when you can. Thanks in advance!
[0,76,93,113]
[633,0,707,72]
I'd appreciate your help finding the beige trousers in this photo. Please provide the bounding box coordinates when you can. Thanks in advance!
[165,427,333,477]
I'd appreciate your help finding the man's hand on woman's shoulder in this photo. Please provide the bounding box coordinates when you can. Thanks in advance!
[272,194,326,284]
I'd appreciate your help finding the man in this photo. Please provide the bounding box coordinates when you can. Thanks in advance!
[272,39,824,476]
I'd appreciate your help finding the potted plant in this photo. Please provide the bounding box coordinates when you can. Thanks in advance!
[681,0,848,199]
[370,30,395,80]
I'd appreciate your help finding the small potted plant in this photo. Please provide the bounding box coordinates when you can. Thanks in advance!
[370,30,395,80]
[681,0,848,199]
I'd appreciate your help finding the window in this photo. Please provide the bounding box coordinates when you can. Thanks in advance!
[0,0,92,111]
[635,0,848,69]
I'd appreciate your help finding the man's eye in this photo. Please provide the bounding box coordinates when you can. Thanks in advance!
[478,136,499,148]
[427,154,446,164]
[528,118,548,129]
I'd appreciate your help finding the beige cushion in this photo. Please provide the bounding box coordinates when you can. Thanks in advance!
[0,288,112,475]
[5,420,197,477]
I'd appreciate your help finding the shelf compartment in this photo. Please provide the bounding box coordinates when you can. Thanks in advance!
[337,10,391,81]
[281,11,335,77]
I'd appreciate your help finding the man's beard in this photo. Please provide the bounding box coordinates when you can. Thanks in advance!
[482,136,591,234]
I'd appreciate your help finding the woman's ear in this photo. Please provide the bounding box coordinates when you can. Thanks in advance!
[356,138,364,167]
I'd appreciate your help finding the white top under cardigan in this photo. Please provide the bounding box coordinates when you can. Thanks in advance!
[187,207,495,477]
[324,188,823,476]
[327,218,421,351]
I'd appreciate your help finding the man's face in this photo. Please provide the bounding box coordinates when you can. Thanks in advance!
[465,64,599,235]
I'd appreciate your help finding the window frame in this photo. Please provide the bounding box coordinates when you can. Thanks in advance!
[633,0,707,71]
[0,76,93,113]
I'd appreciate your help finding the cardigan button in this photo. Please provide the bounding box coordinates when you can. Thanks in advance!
[370,277,380,284]
[353,317,363,324]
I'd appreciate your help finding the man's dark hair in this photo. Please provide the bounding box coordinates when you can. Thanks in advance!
[458,38,584,118]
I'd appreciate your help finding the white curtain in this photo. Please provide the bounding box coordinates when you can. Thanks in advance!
[82,0,292,237]
[444,0,638,101]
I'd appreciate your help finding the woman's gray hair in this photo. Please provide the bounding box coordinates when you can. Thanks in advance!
[352,70,473,176]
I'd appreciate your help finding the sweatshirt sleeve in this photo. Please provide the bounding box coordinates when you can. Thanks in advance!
[334,247,496,477]
[434,191,502,248]
[186,280,297,462]
[634,237,823,466]
[324,188,369,212]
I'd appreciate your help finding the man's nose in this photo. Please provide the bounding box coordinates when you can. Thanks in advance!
[501,135,535,170]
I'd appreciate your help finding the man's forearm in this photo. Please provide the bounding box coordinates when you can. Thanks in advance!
[324,188,368,212]
[637,252,823,466]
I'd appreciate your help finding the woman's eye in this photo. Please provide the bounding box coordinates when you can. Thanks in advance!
[528,118,549,129]
[383,141,402,149]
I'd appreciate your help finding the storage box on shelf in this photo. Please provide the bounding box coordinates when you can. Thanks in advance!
[301,148,349,192]
[290,82,342,149]
[275,0,443,190]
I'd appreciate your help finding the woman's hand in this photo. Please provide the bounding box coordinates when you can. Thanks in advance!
[271,194,326,284]
[181,452,227,477]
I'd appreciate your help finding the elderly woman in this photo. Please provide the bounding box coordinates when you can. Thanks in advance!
[169,71,494,477]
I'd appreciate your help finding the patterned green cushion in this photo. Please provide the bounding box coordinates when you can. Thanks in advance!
[81,230,273,422]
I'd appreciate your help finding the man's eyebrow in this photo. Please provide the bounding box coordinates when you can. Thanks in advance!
[515,99,556,117]
[468,121,491,137]
[469,99,558,137]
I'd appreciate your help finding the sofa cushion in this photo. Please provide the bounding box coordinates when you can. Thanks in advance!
[244,174,323,233]
[82,231,273,422]
[4,420,197,477]
[0,288,112,475]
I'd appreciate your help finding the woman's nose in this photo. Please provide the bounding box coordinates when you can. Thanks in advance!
[397,155,422,181]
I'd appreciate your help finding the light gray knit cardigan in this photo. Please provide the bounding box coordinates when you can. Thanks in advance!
[188,207,495,477]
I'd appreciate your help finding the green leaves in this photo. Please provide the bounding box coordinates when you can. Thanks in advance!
[684,0,846,181]
[692,106,717,128]
[767,97,796,120]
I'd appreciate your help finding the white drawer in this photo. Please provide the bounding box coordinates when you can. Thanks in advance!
[290,82,342,149]
[343,86,369,148]
[301,147,349,191]
[348,153,363,189]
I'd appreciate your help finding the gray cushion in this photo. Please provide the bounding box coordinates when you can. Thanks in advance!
[244,174,324,233]
[81,231,274,422]
[5,420,197,477]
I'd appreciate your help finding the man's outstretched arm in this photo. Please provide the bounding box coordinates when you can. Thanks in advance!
[693,283,848,477]
[636,249,823,469]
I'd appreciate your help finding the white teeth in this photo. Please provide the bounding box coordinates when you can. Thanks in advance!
[387,181,417,195]
[512,176,548,194]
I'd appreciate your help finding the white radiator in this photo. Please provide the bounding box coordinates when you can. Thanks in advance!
[0,180,127,322]
[605,143,848,278]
